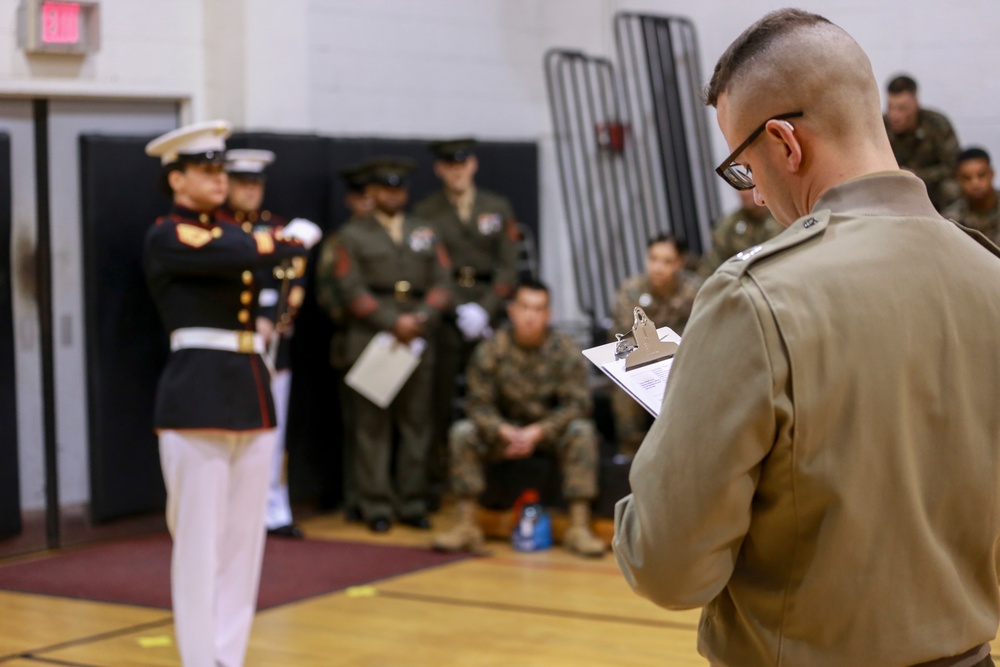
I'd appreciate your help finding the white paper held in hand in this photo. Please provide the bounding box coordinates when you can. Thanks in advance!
[345,332,425,408]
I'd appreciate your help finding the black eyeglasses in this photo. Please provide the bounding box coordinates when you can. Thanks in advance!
[715,111,804,190]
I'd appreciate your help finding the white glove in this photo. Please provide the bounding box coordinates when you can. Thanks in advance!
[456,302,491,340]
[282,218,323,249]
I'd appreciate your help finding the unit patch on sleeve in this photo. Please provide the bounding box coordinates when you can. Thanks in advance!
[176,223,214,248]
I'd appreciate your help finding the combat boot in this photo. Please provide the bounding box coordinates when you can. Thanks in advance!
[563,500,606,557]
[431,498,484,552]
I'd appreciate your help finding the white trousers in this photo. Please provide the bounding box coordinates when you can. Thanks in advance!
[160,428,276,667]
[265,369,293,529]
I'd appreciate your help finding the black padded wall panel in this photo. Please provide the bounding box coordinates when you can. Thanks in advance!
[0,134,20,538]
[75,132,539,517]
[80,135,170,523]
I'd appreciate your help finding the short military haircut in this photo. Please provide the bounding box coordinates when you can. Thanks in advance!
[957,147,991,167]
[647,232,688,255]
[514,278,550,300]
[705,9,832,107]
[887,75,918,95]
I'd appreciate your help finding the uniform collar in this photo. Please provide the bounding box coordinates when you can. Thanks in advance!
[445,186,476,208]
[373,210,404,227]
[813,171,939,219]
[506,325,552,352]
[169,204,215,225]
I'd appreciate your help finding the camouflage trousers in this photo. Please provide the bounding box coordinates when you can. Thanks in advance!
[611,385,654,457]
[448,418,599,500]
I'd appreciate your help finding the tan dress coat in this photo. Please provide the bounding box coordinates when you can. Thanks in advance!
[614,172,1000,666]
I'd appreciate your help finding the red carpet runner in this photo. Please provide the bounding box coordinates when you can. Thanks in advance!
[0,533,469,610]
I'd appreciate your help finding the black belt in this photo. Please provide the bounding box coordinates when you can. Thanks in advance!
[454,267,493,288]
[371,280,426,302]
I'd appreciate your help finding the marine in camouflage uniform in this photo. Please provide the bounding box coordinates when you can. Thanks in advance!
[699,191,784,277]
[412,138,520,506]
[611,272,703,337]
[886,110,961,211]
[609,269,702,456]
[432,281,605,557]
[884,76,961,211]
[941,147,1000,246]
[333,158,453,532]
[944,194,1000,245]
[611,235,703,456]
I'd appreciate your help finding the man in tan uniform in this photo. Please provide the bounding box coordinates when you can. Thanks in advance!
[614,10,1000,667]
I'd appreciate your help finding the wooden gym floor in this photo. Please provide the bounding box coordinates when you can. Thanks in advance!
[0,510,705,666]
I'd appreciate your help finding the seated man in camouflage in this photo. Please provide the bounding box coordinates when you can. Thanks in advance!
[884,74,961,211]
[942,147,1000,245]
[432,279,606,557]
[699,189,783,277]
[611,233,702,456]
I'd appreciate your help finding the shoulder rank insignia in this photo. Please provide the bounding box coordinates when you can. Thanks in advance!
[176,223,213,248]
[720,209,830,277]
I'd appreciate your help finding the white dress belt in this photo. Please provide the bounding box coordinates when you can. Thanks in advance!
[170,327,264,354]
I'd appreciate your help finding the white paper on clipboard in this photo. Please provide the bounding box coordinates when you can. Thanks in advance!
[582,326,681,417]
[345,332,426,409]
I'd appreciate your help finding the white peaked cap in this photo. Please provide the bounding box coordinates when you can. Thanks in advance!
[225,149,276,174]
[145,120,232,166]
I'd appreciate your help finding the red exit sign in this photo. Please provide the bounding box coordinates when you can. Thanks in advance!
[18,0,98,55]
[41,2,79,44]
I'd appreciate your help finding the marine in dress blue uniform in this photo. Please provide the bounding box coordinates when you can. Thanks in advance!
[217,149,309,539]
[144,121,321,667]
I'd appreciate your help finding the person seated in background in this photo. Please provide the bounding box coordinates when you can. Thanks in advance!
[699,189,783,277]
[610,234,702,457]
[942,147,1000,245]
[432,280,606,558]
[884,74,961,211]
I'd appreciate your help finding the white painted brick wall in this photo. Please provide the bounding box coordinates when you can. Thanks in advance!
[0,0,996,323]
[0,0,203,101]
